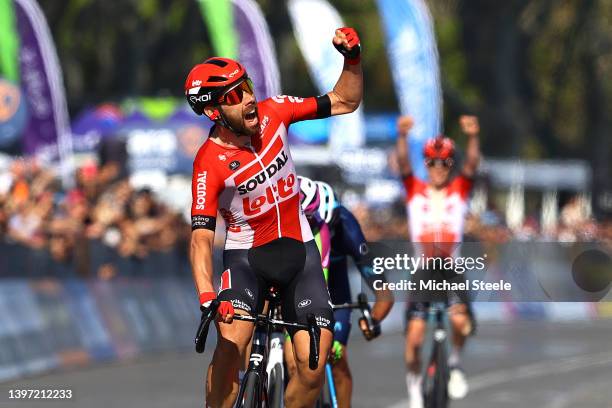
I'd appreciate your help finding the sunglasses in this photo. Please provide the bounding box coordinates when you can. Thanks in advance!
[219,78,255,105]
[425,158,454,168]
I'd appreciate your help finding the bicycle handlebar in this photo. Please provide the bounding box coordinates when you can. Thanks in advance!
[332,293,380,341]
[194,304,321,369]
[195,299,219,354]
[307,314,320,370]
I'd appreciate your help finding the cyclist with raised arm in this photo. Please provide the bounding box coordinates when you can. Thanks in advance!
[289,176,394,408]
[186,28,363,408]
[395,115,481,408]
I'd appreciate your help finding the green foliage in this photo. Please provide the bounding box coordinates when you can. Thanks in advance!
[36,0,611,164]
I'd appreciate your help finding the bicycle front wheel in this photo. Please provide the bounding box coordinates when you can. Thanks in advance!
[241,372,263,408]
[432,341,449,408]
[267,363,284,408]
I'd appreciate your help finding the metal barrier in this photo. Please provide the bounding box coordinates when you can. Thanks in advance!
[0,239,218,382]
[1,240,610,382]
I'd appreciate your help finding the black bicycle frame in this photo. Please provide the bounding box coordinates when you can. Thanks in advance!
[423,302,450,408]
[195,294,321,408]
[233,302,277,406]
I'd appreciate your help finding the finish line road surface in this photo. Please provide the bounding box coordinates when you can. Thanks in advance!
[1,320,611,408]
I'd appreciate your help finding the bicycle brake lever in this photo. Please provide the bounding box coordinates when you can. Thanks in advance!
[306,313,320,370]
[195,299,220,353]
[356,293,380,340]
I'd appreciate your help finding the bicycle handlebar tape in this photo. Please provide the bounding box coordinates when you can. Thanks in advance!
[307,313,321,370]
[357,292,368,308]
[195,299,220,353]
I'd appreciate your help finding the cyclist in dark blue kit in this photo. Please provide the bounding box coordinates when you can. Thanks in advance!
[300,177,394,408]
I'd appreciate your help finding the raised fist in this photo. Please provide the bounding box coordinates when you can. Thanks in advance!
[396,115,414,138]
[333,27,361,62]
[459,115,480,136]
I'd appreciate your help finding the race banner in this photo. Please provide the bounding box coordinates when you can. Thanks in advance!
[13,0,71,160]
[231,0,281,99]
[0,0,19,83]
[288,0,365,150]
[376,0,443,180]
[0,0,26,150]
[199,0,281,100]
[198,0,238,59]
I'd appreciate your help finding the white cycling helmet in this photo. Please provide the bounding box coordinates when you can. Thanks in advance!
[316,181,336,223]
[298,176,320,215]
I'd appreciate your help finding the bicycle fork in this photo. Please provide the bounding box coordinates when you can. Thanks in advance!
[266,331,285,405]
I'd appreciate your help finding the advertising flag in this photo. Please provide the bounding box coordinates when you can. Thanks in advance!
[376,0,443,180]
[14,0,72,160]
[231,0,281,99]
[199,0,280,100]
[288,0,365,150]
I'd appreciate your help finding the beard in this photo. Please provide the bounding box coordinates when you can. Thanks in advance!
[222,102,259,136]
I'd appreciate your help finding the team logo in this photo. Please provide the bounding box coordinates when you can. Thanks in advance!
[237,151,289,195]
[298,299,312,308]
[229,160,240,170]
[218,154,226,161]
[191,216,211,229]
[250,353,264,366]
[189,93,211,102]
[195,172,207,210]
[231,299,251,312]
[259,115,270,133]
[242,174,296,216]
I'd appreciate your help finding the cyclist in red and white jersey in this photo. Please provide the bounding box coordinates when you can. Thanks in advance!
[396,115,481,408]
[187,28,362,408]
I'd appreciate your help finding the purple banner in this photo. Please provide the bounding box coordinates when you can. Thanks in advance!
[15,0,71,157]
[232,0,281,100]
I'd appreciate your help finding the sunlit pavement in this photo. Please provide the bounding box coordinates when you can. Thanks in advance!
[1,320,611,408]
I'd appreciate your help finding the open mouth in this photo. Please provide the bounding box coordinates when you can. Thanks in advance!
[244,107,259,126]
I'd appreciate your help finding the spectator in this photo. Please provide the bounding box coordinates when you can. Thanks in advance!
[0,157,190,278]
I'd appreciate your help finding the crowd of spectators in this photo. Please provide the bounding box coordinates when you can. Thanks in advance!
[351,191,612,249]
[0,157,190,278]
[1,155,610,279]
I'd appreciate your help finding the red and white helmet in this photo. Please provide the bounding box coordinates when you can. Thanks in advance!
[423,135,455,160]
[184,57,248,115]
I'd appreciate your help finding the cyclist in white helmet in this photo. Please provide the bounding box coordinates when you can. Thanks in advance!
[291,176,394,408]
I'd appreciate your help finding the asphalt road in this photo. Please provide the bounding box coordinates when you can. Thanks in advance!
[1,319,612,408]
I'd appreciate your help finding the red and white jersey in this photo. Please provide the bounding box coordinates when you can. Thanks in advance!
[191,95,319,249]
[402,174,473,256]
